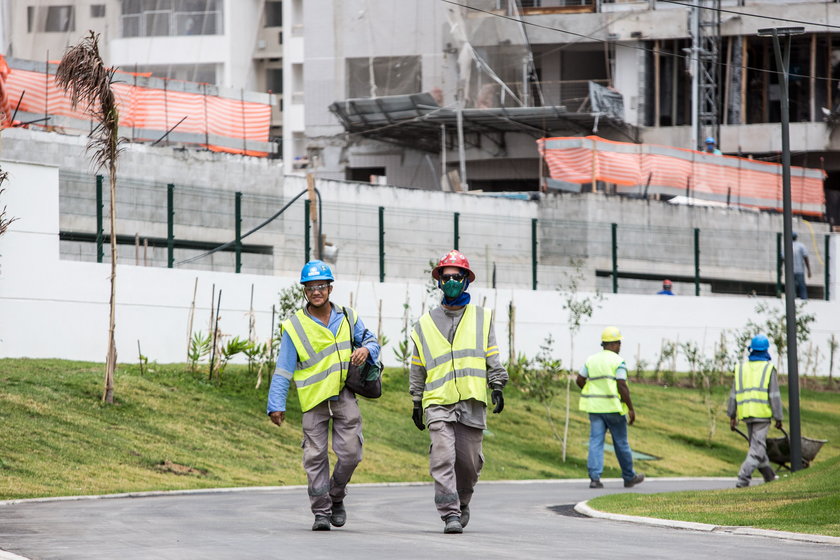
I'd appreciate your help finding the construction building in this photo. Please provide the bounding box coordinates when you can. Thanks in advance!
[291,0,840,225]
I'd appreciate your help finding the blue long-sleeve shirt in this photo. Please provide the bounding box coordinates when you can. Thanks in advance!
[267,304,380,413]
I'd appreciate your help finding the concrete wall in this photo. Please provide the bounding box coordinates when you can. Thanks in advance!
[3,159,840,375]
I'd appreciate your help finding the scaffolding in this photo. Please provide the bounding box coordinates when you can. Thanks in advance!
[692,0,722,149]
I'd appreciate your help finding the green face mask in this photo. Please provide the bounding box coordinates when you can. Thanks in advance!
[442,279,465,299]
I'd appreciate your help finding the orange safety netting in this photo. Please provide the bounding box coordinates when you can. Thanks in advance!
[0,55,272,157]
[0,56,12,127]
[538,136,826,216]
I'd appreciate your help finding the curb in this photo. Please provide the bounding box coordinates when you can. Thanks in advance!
[0,476,733,506]
[574,500,840,546]
[0,550,30,560]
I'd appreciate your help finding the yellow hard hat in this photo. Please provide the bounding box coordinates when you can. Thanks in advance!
[601,326,622,342]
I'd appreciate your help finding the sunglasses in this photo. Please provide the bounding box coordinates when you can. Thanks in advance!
[304,283,331,294]
[440,273,466,282]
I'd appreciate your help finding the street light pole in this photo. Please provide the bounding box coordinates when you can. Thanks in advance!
[758,26,805,472]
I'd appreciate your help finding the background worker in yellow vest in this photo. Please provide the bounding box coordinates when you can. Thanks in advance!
[576,327,644,489]
[267,260,381,531]
[409,250,508,534]
[728,334,784,488]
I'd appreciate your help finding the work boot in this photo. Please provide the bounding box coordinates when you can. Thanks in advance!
[459,504,470,528]
[330,501,346,527]
[443,514,463,534]
[312,515,331,531]
[624,473,645,488]
[758,467,777,483]
[589,479,604,489]
[735,480,750,488]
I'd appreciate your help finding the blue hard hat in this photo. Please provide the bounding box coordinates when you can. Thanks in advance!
[300,260,334,283]
[705,136,716,144]
[750,334,770,352]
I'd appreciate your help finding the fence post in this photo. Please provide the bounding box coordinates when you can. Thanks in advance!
[167,183,175,268]
[454,212,460,250]
[611,223,618,294]
[304,199,311,263]
[379,206,385,283]
[234,191,242,273]
[776,232,782,297]
[826,234,831,301]
[95,174,104,263]
[694,227,700,296]
[531,218,538,290]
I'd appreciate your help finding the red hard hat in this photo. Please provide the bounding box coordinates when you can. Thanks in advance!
[432,249,476,282]
[663,279,673,286]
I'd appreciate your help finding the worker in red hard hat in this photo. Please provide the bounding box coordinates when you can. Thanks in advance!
[657,279,674,296]
[408,249,508,534]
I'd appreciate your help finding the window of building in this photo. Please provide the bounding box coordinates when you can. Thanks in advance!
[265,1,282,27]
[266,68,283,94]
[45,6,75,32]
[121,0,223,38]
[91,4,106,18]
[346,167,386,184]
[346,56,422,98]
[27,6,35,32]
[135,63,218,84]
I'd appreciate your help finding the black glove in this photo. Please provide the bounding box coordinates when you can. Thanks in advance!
[491,389,504,414]
[412,401,425,430]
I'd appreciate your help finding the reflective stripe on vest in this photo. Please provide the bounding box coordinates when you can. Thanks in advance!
[579,350,628,414]
[410,305,491,409]
[282,307,356,412]
[734,360,773,419]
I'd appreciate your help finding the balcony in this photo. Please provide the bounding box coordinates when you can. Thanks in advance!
[254,26,283,59]
[520,0,595,14]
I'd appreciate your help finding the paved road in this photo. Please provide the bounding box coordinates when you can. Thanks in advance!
[1,479,836,559]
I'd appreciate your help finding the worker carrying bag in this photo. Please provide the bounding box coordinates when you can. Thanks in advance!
[342,307,382,399]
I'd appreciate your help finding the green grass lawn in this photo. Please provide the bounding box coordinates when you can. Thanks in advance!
[590,453,840,537]
[1,359,838,524]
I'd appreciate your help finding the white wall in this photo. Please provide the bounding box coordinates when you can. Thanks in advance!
[2,160,840,374]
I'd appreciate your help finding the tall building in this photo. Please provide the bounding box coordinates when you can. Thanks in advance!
[3,0,284,142]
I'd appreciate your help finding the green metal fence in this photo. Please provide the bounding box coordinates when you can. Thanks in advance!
[58,171,833,299]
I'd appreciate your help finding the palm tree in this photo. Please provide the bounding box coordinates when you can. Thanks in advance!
[0,166,17,237]
[55,32,122,403]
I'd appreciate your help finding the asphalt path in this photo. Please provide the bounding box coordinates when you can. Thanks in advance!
[1,479,837,560]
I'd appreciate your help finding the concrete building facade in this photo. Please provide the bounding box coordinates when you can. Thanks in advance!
[293,0,840,225]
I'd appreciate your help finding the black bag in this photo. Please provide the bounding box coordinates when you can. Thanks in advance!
[342,307,382,399]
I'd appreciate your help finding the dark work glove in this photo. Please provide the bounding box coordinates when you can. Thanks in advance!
[412,401,425,431]
[491,389,504,414]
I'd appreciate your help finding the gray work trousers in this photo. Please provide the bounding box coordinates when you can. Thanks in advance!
[301,388,364,516]
[737,420,771,485]
[428,420,484,519]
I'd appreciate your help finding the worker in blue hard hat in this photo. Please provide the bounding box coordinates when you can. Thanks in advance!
[704,136,722,155]
[267,260,381,531]
[727,334,784,488]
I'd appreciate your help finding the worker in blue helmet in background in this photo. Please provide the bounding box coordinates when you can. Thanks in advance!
[704,136,722,155]
[267,260,381,531]
[727,334,784,488]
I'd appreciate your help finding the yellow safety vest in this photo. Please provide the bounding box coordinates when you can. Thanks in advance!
[282,306,356,412]
[410,305,492,409]
[579,350,628,414]
[734,360,773,419]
